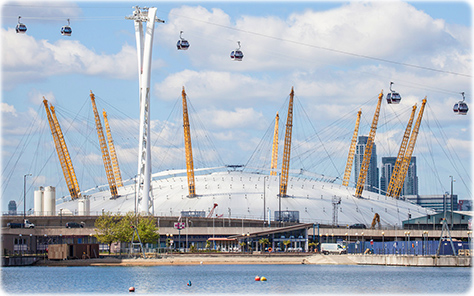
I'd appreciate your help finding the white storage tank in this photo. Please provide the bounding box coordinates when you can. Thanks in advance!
[78,196,90,216]
[34,187,44,216]
[43,186,56,216]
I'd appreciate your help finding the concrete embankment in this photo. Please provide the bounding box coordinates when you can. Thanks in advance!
[32,254,471,267]
[348,254,472,267]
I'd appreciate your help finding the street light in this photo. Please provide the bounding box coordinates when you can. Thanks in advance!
[382,232,385,255]
[23,173,32,220]
[449,176,456,230]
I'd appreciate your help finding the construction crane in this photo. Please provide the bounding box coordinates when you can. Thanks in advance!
[392,98,427,199]
[371,213,380,229]
[342,109,362,187]
[43,98,81,199]
[207,203,218,218]
[103,109,123,187]
[270,112,279,176]
[386,104,417,197]
[182,87,196,197]
[355,91,383,198]
[90,91,118,198]
[279,87,294,197]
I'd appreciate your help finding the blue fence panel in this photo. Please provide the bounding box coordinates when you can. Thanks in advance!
[345,240,469,255]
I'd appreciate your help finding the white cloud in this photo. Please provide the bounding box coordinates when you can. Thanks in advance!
[200,107,267,130]
[1,103,17,116]
[27,89,56,105]
[2,28,139,89]
[157,2,469,73]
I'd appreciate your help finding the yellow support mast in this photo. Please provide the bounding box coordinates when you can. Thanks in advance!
[103,109,123,187]
[182,87,196,197]
[355,91,383,198]
[386,104,417,197]
[342,109,362,187]
[43,98,81,199]
[270,112,279,176]
[90,91,118,198]
[279,87,294,197]
[392,98,427,199]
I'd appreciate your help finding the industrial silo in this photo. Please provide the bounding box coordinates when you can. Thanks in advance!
[78,196,90,216]
[34,186,44,216]
[43,186,56,216]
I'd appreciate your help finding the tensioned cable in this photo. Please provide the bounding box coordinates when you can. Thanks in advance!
[5,6,470,78]
[167,12,471,78]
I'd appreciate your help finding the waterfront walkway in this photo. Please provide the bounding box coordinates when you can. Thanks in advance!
[32,253,470,267]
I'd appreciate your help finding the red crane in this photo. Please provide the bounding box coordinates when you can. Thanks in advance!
[207,203,218,218]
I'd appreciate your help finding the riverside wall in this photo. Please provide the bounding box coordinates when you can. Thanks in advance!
[348,254,472,267]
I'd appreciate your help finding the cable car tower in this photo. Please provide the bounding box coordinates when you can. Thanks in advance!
[126,6,164,215]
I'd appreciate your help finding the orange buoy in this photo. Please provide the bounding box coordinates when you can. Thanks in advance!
[260,276,267,281]
[129,287,135,292]
[255,276,260,281]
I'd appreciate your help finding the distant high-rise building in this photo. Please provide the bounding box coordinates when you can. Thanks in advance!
[354,136,379,193]
[380,156,418,196]
[8,200,17,215]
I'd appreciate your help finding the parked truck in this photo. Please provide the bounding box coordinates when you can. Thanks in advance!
[320,243,346,255]
[7,219,35,228]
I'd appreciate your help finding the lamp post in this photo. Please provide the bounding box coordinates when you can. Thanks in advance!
[449,176,455,230]
[382,232,385,255]
[23,173,32,220]
[361,232,364,254]
[355,233,358,254]
[407,231,411,255]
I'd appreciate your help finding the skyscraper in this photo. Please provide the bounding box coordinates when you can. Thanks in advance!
[354,136,379,193]
[8,200,17,215]
[380,156,418,196]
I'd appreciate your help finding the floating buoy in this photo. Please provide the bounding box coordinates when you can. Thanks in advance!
[187,280,192,286]
[129,287,135,292]
[255,276,260,281]
[260,276,267,281]
[200,261,203,264]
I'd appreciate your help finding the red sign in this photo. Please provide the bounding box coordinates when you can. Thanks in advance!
[174,222,185,230]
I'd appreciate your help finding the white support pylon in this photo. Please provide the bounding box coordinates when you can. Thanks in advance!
[126,6,163,215]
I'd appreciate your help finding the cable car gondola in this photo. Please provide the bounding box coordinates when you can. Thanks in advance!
[453,92,469,115]
[61,19,72,36]
[386,82,401,104]
[230,41,243,61]
[15,16,27,34]
[177,31,190,50]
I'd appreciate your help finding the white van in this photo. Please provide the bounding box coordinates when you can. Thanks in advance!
[320,243,347,255]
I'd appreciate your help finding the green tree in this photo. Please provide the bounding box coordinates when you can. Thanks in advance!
[259,238,270,252]
[205,240,211,252]
[309,242,319,252]
[115,212,135,255]
[136,215,159,244]
[283,240,291,252]
[239,241,246,252]
[94,212,118,254]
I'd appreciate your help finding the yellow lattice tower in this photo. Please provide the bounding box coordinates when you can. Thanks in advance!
[342,109,362,187]
[270,112,279,176]
[386,104,417,197]
[392,98,427,198]
[46,100,81,199]
[355,91,383,198]
[90,91,117,198]
[279,87,294,197]
[103,109,123,187]
[182,87,196,197]
[43,99,78,199]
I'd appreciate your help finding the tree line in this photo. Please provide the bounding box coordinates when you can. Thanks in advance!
[94,212,159,254]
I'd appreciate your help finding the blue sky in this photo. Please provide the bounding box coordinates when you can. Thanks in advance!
[1,1,472,212]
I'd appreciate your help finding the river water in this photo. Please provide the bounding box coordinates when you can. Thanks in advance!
[1,264,472,295]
